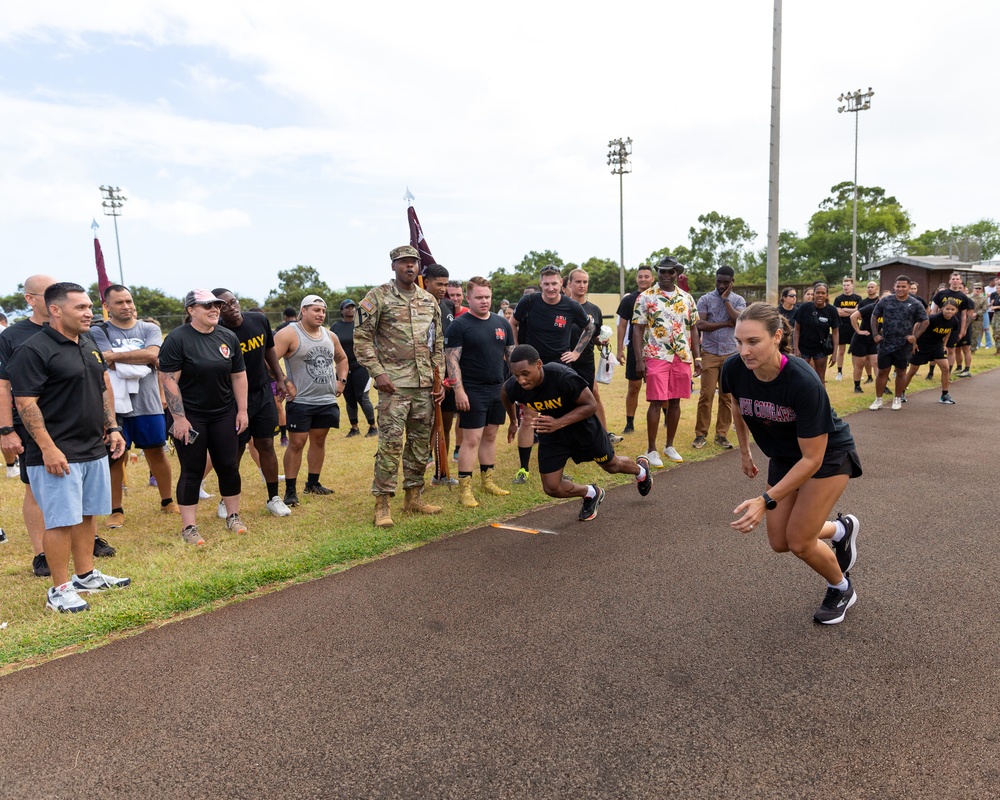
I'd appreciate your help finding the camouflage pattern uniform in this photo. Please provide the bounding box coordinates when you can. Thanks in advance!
[355,273,444,497]
[969,291,988,352]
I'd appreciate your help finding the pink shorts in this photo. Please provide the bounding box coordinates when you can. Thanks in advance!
[645,357,692,401]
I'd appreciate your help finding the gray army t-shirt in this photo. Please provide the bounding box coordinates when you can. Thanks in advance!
[90,319,164,417]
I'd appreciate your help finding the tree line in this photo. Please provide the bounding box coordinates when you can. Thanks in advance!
[2,184,996,324]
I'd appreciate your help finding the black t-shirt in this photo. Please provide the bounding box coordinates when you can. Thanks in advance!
[275,320,295,333]
[570,300,602,380]
[222,311,274,390]
[158,325,246,415]
[445,312,514,386]
[793,303,838,352]
[832,293,863,334]
[912,295,929,310]
[855,302,877,335]
[931,289,971,317]
[720,353,856,461]
[10,326,109,466]
[330,320,358,367]
[0,318,45,425]
[916,312,959,350]
[778,305,797,324]
[503,362,602,444]
[439,298,456,336]
[616,291,640,343]
[513,294,590,364]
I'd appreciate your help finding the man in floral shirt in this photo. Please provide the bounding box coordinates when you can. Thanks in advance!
[632,256,701,467]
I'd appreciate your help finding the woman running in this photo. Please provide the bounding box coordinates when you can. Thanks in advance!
[721,302,862,625]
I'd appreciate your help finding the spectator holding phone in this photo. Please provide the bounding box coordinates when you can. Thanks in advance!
[158,290,248,545]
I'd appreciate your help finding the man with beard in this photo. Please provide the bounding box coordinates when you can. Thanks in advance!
[272,295,348,507]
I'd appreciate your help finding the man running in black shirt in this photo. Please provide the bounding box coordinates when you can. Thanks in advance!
[510,265,593,484]
[215,289,291,517]
[870,276,929,410]
[501,345,651,521]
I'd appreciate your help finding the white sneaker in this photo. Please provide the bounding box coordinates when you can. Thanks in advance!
[199,482,213,499]
[645,450,664,468]
[266,496,292,517]
[72,568,132,593]
[217,500,227,519]
[869,398,883,411]
[46,582,89,613]
[835,373,843,381]
[890,396,902,410]
[6,465,19,478]
[663,446,684,463]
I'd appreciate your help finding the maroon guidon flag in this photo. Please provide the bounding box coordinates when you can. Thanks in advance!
[406,194,437,272]
[94,234,111,300]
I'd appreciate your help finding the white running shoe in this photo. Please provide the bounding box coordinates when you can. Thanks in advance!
[645,450,664,468]
[835,373,843,381]
[6,465,19,479]
[46,582,90,613]
[890,396,902,411]
[266,496,292,517]
[663,446,684,463]
[217,500,227,519]
[199,482,213,499]
[869,398,883,411]
[72,568,132,593]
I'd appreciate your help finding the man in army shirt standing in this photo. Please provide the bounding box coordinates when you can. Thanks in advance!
[355,245,446,528]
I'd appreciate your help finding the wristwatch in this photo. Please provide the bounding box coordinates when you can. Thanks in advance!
[106,427,124,435]
[761,491,778,510]
[0,426,14,436]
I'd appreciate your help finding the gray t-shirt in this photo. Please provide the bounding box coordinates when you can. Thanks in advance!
[90,319,164,417]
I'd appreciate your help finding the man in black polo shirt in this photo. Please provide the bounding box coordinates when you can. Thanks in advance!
[509,265,593,484]
[11,282,131,613]
[215,288,291,517]
[615,265,654,436]
[0,274,117,578]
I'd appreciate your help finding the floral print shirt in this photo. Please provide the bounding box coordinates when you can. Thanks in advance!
[632,287,699,363]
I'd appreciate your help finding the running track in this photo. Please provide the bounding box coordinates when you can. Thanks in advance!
[2,370,998,799]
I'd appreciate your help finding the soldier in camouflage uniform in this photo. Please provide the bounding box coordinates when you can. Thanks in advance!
[354,245,446,527]
[969,283,988,353]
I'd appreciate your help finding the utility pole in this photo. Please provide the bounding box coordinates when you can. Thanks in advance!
[837,88,874,282]
[607,138,632,296]
[99,185,128,285]
[765,0,782,306]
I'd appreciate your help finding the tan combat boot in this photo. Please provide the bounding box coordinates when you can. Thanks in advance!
[480,468,511,497]
[374,495,394,528]
[458,476,479,508]
[402,487,442,514]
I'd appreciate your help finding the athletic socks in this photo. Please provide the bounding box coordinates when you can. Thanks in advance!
[636,465,647,482]
[458,471,473,479]
[831,518,847,542]
[584,485,597,499]
[160,497,174,508]
[626,416,634,428]
[266,482,278,499]
[828,577,849,592]
[479,464,494,473]
[307,473,320,485]
[518,447,532,471]
[854,381,861,390]
[111,507,124,515]
[285,478,297,494]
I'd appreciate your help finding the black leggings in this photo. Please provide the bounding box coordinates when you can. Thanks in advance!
[344,364,375,426]
[170,407,242,505]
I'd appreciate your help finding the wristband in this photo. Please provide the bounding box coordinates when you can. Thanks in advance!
[106,427,123,435]
[0,425,14,436]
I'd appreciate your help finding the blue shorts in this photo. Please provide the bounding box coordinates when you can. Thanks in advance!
[120,414,168,451]
[27,456,112,530]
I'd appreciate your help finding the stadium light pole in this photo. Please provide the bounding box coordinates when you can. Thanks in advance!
[837,88,874,282]
[607,138,632,296]
[99,185,128,285]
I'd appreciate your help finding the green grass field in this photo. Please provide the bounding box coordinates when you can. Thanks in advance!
[2,352,996,671]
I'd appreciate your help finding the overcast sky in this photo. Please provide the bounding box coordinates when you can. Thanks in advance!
[1,1,997,303]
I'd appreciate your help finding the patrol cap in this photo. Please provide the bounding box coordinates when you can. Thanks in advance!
[300,294,327,309]
[184,288,224,308]
[973,282,983,289]
[390,245,420,262]
[340,298,356,310]
[656,256,685,274]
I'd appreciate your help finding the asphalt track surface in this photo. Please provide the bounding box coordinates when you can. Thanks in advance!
[2,371,999,799]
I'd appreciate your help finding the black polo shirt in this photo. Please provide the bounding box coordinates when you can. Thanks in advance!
[10,325,109,466]
[0,317,44,426]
